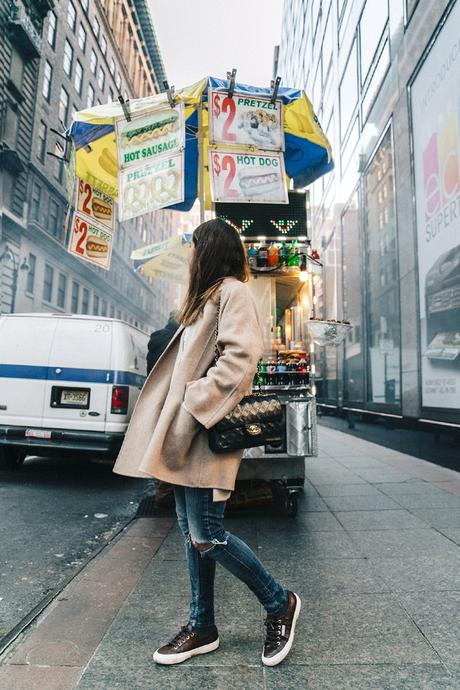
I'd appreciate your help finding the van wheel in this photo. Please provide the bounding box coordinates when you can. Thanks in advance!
[0,448,25,470]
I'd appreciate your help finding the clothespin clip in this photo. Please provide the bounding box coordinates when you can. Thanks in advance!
[270,76,281,104]
[118,95,131,122]
[227,68,237,99]
[163,80,176,109]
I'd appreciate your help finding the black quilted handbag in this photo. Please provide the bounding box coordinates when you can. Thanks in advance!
[207,295,283,454]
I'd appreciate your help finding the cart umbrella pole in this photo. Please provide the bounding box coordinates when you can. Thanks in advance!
[197,95,205,224]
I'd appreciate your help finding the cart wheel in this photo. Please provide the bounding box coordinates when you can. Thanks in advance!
[0,448,25,471]
[283,493,298,518]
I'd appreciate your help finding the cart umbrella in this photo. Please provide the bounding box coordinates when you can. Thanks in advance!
[130,233,192,283]
[68,77,333,212]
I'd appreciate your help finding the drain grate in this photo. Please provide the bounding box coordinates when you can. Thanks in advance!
[135,494,175,517]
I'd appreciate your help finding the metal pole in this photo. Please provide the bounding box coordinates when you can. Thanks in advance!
[197,96,205,224]
[10,266,17,313]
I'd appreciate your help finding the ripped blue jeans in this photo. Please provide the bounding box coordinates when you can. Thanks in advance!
[173,485,288,631]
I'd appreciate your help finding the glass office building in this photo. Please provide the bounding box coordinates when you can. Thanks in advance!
[279,0,460,427]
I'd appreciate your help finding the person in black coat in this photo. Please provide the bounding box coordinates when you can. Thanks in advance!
[146,311,179,375]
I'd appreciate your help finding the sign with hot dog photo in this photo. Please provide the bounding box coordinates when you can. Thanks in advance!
[209,90,284,151]
[115,104,185,170]
[68,212,114,270]
[118,151,184,221]
[209,149,288,204]
[76,177,115,232]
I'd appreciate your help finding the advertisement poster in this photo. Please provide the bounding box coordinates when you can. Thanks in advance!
[209,149,288,204]
[115,103,184,170]
[209,89,284,151]
[411,0,460,409]
[76,177,115,232]
[68,212,113,270]
[119,151,184,221]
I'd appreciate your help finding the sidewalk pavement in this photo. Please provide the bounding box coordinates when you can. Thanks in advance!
[1,425,460,690]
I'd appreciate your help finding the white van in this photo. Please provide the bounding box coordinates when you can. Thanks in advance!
[0,314,148,469]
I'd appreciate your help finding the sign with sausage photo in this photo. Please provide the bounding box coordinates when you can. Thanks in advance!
[209,149,288,204]
[68,212,114,270]
[76,177,115,232]
[115,104,185,170]
[209,90,284,151]
[118,151,184,221]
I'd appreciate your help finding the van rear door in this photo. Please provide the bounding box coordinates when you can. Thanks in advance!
[0,316,57,427]
[42,317,112,431]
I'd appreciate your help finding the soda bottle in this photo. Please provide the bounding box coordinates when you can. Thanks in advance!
[257,243,268,268]
[288,240,299,268]
[276,358,288,386]
[267,242,280,268]
[266,359,277,386]
[280,241,289,268]
[247,243,258,270]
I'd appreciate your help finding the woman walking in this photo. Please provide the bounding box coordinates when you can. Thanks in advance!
[112,218,300,667]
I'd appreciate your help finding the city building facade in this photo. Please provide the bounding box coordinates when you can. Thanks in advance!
[1,0,175,333]
[279,0,460,427]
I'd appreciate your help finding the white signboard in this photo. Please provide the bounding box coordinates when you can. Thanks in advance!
[209,149,288,204]
[411,0,460,409]
[119,152,184,221]
[76,177,115,232]
[209,89,284,151]
[68,213,114,270]
[115,104,184,170]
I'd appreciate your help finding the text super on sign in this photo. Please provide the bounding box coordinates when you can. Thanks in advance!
[209,90,284,151]
[215,191,309,239]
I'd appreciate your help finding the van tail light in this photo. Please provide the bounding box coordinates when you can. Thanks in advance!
[111,385,129,415]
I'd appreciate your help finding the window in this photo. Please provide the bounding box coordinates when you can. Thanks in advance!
[43,265,54,303]
[359,0,388,85]
[31,182,41,221]
[67,1,77,31]
[97,66,105,91]
[339,41,358,141]
[71,281,80,312]
[93,294,100,315]
[42,61,52,101]
[63,40,74,77]
[362,41,390,122]
[92,16,100,38]
[322,7,333,82]
[78,23,86,51]
[57,274,67,309]
[80,0,89,11]
[110,304,115,317]
[82,287,89,314]
[59,87,69,125]
[90,49,97,74]
[115,72,121,90]
[87,83,95,107]
[101,35,107,55]
[38,121,47,162]
[364,128,400,405]
[109,57,115,76]
[108,87,114,102]
[406,0,419,20]
[47,11,57,48]
[26,254,36,294]
[74,60,83,95]
[101,299,107,316]
[48,198,60,236]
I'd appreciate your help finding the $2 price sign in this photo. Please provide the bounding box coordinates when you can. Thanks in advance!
[68,212,113,270]
[212,151,238,198]
[76,177,115,231]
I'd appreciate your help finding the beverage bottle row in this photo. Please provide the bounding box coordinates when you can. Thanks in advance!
[254,358,310,387]
[247,240,300,270]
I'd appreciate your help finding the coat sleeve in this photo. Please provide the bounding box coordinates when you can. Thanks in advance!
[183,281,264,429]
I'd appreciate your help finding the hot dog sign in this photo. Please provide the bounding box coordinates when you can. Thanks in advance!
[209,90,284,151]
[68,213,113,270]
[76,177,115,231]
[209,149,288,204]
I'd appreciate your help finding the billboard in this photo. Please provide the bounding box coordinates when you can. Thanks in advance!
[411,1,460,410]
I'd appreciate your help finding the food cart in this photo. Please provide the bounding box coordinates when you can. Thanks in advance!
[65,74,337,516]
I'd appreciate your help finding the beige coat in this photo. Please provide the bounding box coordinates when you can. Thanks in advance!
[112,277,264,492]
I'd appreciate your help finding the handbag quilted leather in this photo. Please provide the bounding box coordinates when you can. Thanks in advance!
[207,291,283,454]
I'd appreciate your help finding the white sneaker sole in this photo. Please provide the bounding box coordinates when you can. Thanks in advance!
[262,593,301,667]
[153,637,219,665]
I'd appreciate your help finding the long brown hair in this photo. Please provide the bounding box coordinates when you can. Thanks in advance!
[177,218,249,326]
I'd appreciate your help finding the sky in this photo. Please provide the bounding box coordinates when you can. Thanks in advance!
[149,0,284,89]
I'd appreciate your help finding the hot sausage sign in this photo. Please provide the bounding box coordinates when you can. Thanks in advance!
[209,90,284,151]
[209,149,288,204]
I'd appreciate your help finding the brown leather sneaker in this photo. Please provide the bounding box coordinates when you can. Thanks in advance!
[153,624,219,665]
[262,591,301,666]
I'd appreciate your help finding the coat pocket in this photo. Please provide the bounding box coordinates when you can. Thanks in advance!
[163,403,201,468]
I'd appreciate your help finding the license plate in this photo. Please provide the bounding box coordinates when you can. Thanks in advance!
[26,429,52,439]
[61,389,89,405]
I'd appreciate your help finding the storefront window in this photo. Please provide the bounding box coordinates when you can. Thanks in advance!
[321,225,342,402]
[364,128,401,405]
[339,41,358,142]
[342,191,364,402]
[359,0,388,85]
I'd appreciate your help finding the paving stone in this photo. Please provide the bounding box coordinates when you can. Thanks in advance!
[334,456,389,469]
[253,511,344,532]
[370,554,460,592]
[438,528,460,546]
[411,509,460,529]
[256,531,363,560]
[399,591,460,664]
[349,529,458,558]
[335,509,426,530]
[0,666,82,690]
[377,481,448,496]
[323,494,402,512]
[391,493,460,509]
[296,495,330,512]
[264,663,458,690]
[355,469,417,483]
[314,483,384,497]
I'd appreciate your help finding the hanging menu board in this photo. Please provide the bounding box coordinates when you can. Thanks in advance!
[67,213,114,270]
[209,89,284,151]
[76,177,115,232]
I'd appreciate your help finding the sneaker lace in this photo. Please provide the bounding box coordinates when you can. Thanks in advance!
[169,625,193,650]
[264,617,283,644]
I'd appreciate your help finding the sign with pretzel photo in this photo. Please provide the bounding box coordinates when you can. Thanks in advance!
[118,151,184,221]
[115,104,185,170]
